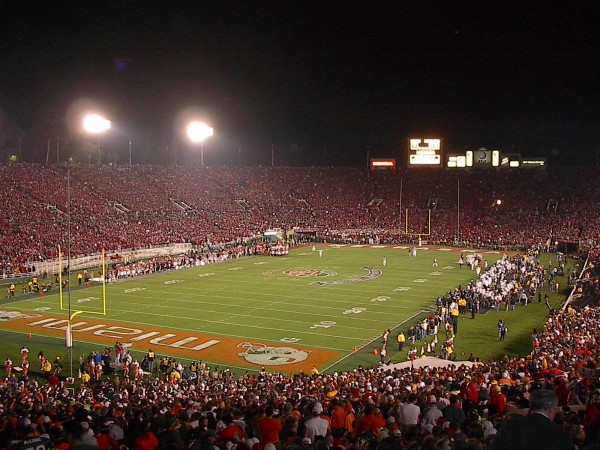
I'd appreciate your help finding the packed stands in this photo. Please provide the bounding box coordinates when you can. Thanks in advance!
[1,164,599,277]
[1,304,599,449]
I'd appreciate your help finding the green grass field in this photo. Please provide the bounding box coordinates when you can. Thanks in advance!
[0,245,570,376]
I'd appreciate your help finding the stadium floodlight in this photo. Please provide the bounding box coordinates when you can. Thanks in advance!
[83,114,111,134]
[83,114,111,164]
[187,121,214,165]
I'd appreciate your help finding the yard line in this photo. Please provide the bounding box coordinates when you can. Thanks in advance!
[321,309,427,372]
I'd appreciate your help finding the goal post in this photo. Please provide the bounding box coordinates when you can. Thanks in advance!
[405,208,431,241]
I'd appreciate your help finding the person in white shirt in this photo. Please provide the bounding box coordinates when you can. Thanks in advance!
[304,402,329,441]
[398,393,420,426]
[421,396,443,426]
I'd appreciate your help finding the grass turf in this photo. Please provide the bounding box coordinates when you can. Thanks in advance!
[0,245,572,375]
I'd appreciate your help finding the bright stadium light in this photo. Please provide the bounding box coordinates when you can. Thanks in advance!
[187,121,214,165]
[83,114,111,134]
[83,114,111,164]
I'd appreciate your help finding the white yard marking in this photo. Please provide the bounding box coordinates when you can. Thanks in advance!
[124,287,146,293]
[370,296,391,302]
[343,307,366,314]
[310,320,336,329]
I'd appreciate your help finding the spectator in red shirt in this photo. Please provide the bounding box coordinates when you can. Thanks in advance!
[555,377,572,407]
[354,403,386,438]
[219,412,247,444]
[257,405,282,445]
[96,425,119,450]
[135,423,159,450]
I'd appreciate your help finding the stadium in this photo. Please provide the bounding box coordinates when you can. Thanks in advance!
[2,3,600,450]
[1,161,599,449]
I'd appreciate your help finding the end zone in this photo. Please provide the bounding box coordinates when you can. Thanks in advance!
[0,310,338,372]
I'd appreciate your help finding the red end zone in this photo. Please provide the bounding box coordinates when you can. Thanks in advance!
[1,311,339,372]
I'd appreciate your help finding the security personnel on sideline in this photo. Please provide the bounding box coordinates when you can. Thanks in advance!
[147,349,155,373]
[397,332,406,350]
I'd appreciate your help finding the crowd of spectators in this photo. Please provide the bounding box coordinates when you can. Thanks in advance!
[1,301,599,449]
[2,164,600,276]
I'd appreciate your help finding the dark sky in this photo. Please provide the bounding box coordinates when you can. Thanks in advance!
[1,1,599,166]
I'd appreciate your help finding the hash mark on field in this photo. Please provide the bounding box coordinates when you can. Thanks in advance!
[429,272,442,276]
[198,273,214,277]
[254,261,269,264]
[443,266,455,269]
[228,267,243,271]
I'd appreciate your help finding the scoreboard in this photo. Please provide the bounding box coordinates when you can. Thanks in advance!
[408,138,441,165]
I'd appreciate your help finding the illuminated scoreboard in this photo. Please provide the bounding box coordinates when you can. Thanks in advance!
[409,138,441,165]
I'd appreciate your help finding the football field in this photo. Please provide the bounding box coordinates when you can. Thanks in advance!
[1,245,563,374]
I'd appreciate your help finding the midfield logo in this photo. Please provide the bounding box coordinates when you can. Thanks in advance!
[311,266,382,286]
[237,342,310,366]
[283,269,335,277]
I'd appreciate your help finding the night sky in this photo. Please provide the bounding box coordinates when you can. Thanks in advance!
[1,2,598,166]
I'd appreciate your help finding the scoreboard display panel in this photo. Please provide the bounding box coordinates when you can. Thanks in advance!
[408,138,441,165]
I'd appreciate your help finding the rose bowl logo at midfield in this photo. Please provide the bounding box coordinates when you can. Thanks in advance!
[283,269,336,278]
[237,342,310,366]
